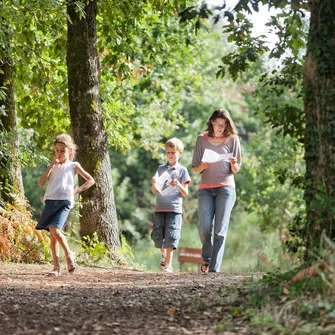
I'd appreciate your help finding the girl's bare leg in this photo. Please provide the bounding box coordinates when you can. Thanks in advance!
[49,227,75,272]
[50,234,60,269]
[49,227,71,255]
[46,234,61,276]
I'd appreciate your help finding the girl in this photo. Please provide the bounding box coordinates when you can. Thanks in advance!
[36,134,95,276]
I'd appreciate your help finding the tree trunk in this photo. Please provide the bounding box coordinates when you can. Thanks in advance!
[303,0,335,259]
[0,55,24,204]
[66,1,121,253]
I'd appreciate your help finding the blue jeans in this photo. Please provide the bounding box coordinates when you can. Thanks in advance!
[197,187,236,272]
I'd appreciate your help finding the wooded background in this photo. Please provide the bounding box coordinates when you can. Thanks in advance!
[1,0,334,269]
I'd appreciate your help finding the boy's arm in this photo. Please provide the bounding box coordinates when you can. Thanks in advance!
[178,182,188,197]
[151,177,158,194]
[171,179,189,197]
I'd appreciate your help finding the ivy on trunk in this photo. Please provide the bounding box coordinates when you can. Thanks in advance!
[303,0,335,259]
[0,53,24,204]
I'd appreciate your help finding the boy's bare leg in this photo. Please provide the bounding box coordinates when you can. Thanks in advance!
[165,248,174,266]
[160,248,166,269]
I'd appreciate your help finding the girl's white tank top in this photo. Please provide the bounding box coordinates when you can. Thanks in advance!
[43,162,79,207]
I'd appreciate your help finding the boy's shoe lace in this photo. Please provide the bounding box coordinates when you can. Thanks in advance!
[164,264,173,273]
[160,254,166,270]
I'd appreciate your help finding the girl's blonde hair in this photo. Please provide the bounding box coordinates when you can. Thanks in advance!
[165,138,184,154]
[53,134,77,161]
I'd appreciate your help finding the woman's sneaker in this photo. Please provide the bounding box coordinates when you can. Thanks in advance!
[160,254,166,270]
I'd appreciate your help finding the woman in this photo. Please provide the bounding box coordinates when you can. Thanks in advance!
[192,109,242,273]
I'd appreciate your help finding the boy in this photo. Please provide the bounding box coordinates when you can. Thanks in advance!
[150,138,191,273]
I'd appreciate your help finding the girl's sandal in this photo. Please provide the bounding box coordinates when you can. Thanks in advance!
[200,262,209,274]
[46,268,61,277]
[66,252,76,273]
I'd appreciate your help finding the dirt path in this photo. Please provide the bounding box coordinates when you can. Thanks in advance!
[0,263,253,335]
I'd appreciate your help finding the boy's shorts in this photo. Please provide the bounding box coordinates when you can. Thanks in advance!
[151,212,182,249]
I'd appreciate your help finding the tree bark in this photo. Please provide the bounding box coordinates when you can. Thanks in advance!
[0,55,24,204]
[303,0,335,259]
[66,1,121,253]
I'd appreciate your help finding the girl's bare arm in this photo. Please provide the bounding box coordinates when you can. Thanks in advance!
[74,165,95,195]
[38,157,59,187]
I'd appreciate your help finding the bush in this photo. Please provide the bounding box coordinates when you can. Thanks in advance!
[0,199,50,263]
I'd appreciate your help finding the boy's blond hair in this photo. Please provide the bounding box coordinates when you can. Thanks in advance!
[165,138,184,154]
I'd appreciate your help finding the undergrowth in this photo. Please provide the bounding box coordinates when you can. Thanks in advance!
[69,231,137,269]
[214,240,335,335]
[0,199,50,263]
[0,198,136,269]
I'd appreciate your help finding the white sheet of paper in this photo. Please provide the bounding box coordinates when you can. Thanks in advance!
[155,171,175,195]
[201,149,233,163]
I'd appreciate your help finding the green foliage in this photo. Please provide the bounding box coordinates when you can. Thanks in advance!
[72,232,135,268]
[218,13,269,80]
[4,0,313,270]
[79,233,110,265]
[103,14,308,267]
[110,149,157,244]
[1,0,70,154]
[238,131,305,228]
[213,248,335,334]
[98,0,206,153]
[256,59,305,142]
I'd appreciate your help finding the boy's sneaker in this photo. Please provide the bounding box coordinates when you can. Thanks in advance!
[164,264,173,273]
[160,254,166,270]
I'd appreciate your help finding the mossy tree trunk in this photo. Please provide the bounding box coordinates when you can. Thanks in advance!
[0,55,24,204]
[303,0,335,259]
[66,1,121,253]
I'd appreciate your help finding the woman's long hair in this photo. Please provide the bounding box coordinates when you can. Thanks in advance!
[205,109,238,137]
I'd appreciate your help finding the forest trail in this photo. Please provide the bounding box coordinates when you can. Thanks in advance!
[0,263,253,335]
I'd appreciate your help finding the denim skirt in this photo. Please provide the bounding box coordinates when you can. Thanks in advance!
[35,200,71,231]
